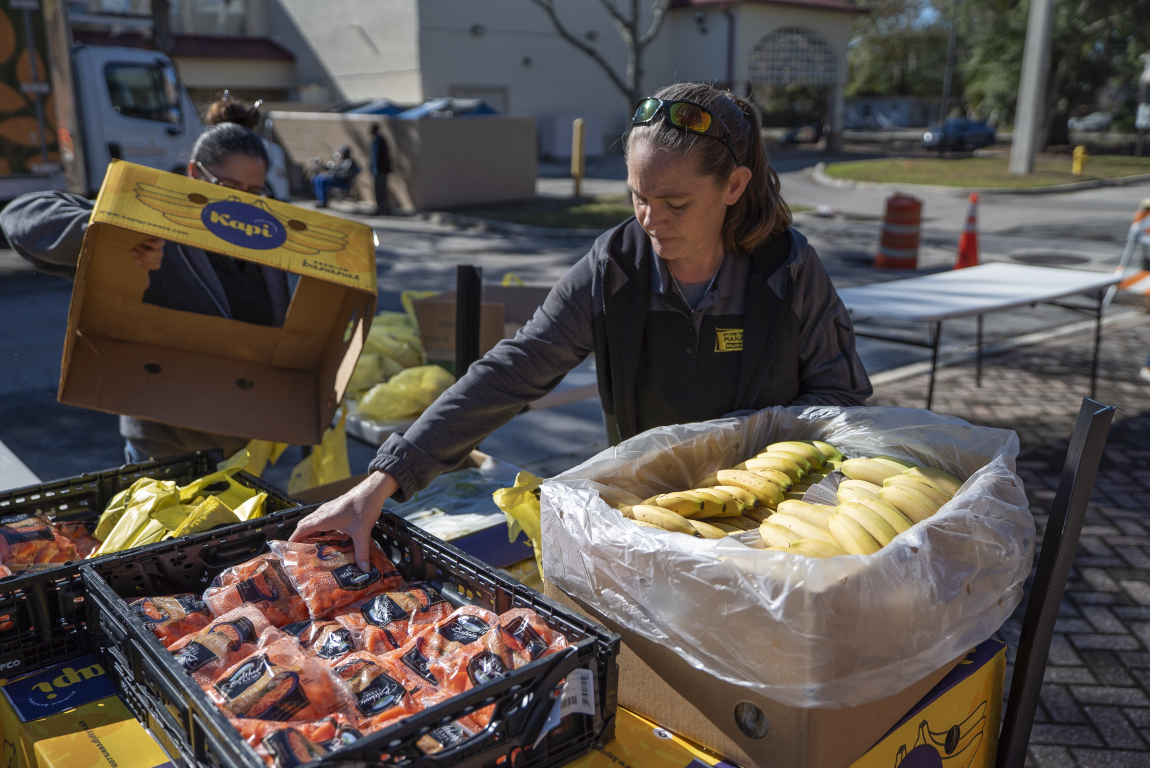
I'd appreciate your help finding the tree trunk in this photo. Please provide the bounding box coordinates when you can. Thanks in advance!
[152,0,174,56]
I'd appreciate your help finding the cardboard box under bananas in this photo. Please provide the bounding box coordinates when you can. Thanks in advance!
[619,439,964,558]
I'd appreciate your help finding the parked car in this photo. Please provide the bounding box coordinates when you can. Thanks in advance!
[921,118,996,153]
[1068,111,1112,133]
[780,123,824,145]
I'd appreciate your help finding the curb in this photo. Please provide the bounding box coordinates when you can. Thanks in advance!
[409,210,603,240]
[811,162,1150,197]
[868,310,1149,387]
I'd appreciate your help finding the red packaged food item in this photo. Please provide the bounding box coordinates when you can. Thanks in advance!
[415,721,477,755]
[169,605,272,688]
[0,513,78,569]
[424,630,515,731]
[382,606,500,699]
[268,536,404,620]
[0,565,12,579]
[203,554,309,626]
[128,593,213,648]
[498,609,569,668]
[231,713,363,766]
[209,636,356,722]
[280,620,354,663]
[55,522,100,559]
[330,651,421,731]
[332,583,452,654]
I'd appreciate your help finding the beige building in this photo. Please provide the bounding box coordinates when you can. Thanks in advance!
[71,0,860,147]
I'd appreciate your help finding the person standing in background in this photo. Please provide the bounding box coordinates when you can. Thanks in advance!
[370,123,392,215]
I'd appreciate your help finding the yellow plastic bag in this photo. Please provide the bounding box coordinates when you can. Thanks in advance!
[401,290,437,327]
[169,496,240,539]
[364,326,423,369]
[234,492,268,522]
[355,365,455,422]
[178,469,257,511]
[221,440,290,479]
[288,406,352,495]
[492,471,544,579]
[94,479,180,556]
[349,352,407,394]
[94,478,157,541]
[501,272,525,286]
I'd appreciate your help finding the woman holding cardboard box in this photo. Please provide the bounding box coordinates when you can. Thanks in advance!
[0,123,289,462]
[293,82,873,569]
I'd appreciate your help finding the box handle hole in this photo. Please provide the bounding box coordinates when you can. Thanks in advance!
[288,220,307,231]
[144,363,162,374]
[187,193,208,205]
[733,702,769,740]
[236,378,254,390]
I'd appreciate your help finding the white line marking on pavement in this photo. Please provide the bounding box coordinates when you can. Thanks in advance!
[0,438,40,492]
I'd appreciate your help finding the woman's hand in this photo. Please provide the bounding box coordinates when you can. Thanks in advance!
[131,238,165,271]
[289,471,399,571]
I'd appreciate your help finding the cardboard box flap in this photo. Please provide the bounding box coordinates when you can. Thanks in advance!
[89,161,377,293]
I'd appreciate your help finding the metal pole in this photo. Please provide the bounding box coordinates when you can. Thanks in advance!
[1090,291,1103,400]
[938,0,959,126]
[975,314,983,387]
[454,266,482,379]
[570,118,585,198]
[1009,0,1055,174]
[926,321,941,410]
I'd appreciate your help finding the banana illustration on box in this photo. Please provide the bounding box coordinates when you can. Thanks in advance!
[892,702,987,768]
[133,182,353,263]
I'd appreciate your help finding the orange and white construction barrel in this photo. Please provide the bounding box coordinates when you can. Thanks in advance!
[874,193,922,270]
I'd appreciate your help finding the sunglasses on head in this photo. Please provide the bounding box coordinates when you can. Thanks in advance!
[631,97,740,165]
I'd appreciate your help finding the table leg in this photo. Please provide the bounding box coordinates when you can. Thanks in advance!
[927,321,941,411]
[976,314,983,388]
[1090,291,1103,399]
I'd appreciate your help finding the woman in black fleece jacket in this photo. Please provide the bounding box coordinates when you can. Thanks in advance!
[292,82,873,570]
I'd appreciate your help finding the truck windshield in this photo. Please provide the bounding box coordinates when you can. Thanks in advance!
[106,63,180,124]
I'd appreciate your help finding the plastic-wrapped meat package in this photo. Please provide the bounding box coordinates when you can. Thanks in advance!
[169,605,272,688]
[203,554,309,626]
[55,522,100,559]
[330,651,422,732]
[230,714,363,766]
[209,636,356,722]
[268,536,405,620]
[0,514,79,570]
[0,565,11,579]
[280,620,354,663]
[497,609,569,668]
[128,594,213,648]
[332,584,452,654]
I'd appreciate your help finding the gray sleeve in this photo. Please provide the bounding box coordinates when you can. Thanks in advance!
[788,242,873,407]
[0,192,95,278]
[369,252,599,501]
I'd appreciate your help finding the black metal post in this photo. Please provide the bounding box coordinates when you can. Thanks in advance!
[996,398,1115,768]
[926,321,942,410]
[1090,291,1103,400]
[976,314,983,388]
[454,265,483,378]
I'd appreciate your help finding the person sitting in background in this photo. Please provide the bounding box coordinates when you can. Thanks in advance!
[203,92,291,201]
[370,124,391,215]
[312,145,359,208]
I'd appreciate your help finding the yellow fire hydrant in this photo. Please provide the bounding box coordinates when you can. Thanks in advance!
[1072,145,1089,176]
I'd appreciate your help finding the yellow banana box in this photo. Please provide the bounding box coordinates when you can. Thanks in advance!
[564,707,732,768]
[60,160,378,446]
[850,638,1006,768]
[32,705,172,768]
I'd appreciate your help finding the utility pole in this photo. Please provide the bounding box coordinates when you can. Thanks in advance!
[1009,0,1054,174]
[152,0,174,56]
[938,0,959,126]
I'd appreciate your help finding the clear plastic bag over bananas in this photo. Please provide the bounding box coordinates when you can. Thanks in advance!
[543,405,1033,708]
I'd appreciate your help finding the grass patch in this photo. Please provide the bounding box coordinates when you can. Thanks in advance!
[450,195,812,229]
[823,155,1150,188]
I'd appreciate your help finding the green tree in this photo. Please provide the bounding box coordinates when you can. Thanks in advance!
[848,0,952,102]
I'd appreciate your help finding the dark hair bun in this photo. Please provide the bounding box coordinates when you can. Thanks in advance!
[204,97,261,129]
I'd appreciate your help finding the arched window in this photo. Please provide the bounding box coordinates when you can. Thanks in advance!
[748,27,837,88]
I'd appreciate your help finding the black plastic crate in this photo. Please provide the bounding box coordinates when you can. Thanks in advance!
[81,506,620,768]
[0,451,297,677]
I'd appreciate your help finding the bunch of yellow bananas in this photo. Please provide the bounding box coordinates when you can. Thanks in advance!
[761,457,962,557]
[618,440,844,539]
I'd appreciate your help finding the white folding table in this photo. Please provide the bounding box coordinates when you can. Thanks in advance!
[836,263,1122,409]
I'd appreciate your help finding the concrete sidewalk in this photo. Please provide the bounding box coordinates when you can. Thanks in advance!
[871,312,1150,767]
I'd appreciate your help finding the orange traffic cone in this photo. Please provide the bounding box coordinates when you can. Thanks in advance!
[954,193,979,269]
